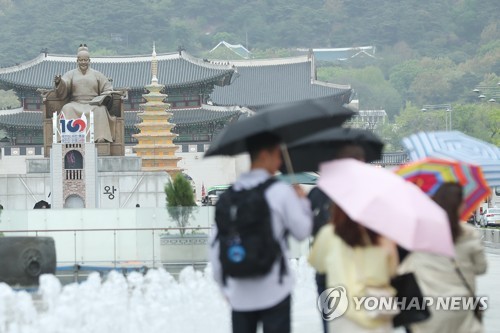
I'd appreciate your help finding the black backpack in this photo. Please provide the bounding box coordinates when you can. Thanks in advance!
[214,178,286,283]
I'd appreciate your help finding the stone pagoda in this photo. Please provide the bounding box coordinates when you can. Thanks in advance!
[133,44,182,175]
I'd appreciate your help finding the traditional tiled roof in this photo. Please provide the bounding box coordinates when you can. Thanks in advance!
[129,105,244,128]
[168,105,244,126]
[296,46,377,62]
[0,51,235,90]
[0,111,43,129]
[0,106,244,130]
[210,56,352,110]
[210,41,251,59]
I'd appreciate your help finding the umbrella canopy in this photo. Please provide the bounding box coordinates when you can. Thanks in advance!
[281,127,384,173]
[204,93,355,157]
[318,159,454,257]
[402,131,500,187]
[395,158,491,221]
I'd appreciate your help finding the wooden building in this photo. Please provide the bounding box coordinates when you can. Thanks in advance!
[0,50,352,147]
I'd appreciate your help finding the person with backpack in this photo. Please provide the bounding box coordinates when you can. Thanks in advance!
[209,132,312,333]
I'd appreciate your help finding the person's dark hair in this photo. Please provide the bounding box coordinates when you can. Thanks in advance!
[432,182,463,243]
[246,132,281,162]
[331,202,380,247]
[334,143,366,161]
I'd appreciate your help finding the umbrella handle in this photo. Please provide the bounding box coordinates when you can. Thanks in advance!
[280,143,296,184]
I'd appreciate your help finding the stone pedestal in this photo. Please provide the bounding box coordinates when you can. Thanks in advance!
[0,237,56,287]
[96,142,110,156]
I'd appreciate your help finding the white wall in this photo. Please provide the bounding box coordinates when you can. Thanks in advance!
[177,152,250,200]
[0,173,51,209]
[0,150,250,208]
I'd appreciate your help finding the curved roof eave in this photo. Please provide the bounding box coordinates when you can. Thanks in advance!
[0,51,235,91]
[127,105,244,128]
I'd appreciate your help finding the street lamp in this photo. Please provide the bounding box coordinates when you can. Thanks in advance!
[473,83,500,103]
[421,104,453,131]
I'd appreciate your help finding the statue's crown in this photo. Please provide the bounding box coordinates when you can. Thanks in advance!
[78,44,89,53]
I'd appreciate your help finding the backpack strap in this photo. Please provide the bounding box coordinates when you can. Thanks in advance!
[211,183,236,248]
[257,177,277,192]
[264,177,293,284]
[278,228,290,284]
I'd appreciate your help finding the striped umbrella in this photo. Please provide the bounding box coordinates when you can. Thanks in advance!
[396,158,491,221]
[402,131,500,187]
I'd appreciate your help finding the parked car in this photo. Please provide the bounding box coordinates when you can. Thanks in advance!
[467,214,476,225]
[201,185,230,206]
[479,208,500,227]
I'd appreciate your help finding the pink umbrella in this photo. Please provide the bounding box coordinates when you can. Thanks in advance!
[318,159,454,257]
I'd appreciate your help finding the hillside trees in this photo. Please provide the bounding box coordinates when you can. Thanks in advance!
[318,65,403,119]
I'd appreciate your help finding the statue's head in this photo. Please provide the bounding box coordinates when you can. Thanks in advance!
[77,44,90,73]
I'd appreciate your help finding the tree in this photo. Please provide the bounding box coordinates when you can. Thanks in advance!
[318,65,403,119]
[0,89,20,109]
[165,173,197,236]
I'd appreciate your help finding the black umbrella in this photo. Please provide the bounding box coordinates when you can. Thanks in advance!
[281,127,384,173]
[204,93,355,158]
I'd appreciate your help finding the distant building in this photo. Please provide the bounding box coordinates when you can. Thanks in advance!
[0,50,352,149]
[296,46,377,63]
[209,41,251,59]
[347,110,387,130]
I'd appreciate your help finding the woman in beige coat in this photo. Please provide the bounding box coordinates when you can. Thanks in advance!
[398,183,487,333]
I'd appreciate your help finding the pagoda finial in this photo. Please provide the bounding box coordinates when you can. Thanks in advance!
[151,42,158,84]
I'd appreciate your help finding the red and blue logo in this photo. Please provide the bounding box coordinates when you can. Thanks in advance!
[60,113,87,133]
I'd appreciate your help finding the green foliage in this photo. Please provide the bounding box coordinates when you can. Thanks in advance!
[318,66,403,119]
[0,129,7,140]
[389,60,422,101]
[165,173,196,207]
[165,173,196,235]
[0,89,20,109]
[0,0,497,66]
[374,121,404,152]
[379,102,500,150]
[250,48,294,59]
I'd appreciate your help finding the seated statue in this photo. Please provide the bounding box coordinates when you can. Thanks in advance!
[54,44,117,143]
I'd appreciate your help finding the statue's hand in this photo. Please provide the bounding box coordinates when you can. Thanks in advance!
[54,74,61,85]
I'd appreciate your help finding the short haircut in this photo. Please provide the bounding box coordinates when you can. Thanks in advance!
[246,132,281,161]
[334,143,366,161]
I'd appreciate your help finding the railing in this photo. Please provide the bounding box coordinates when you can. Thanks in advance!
[65,169,82,180]
[372,152,409,166]
[0,226,214,270]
